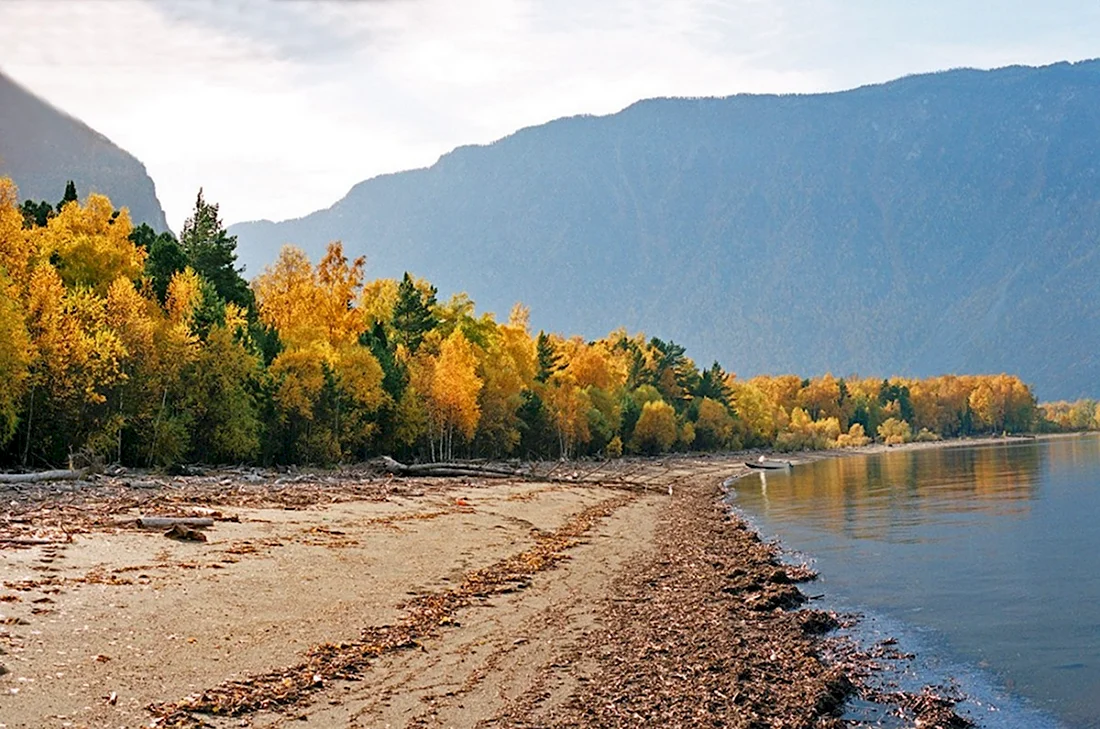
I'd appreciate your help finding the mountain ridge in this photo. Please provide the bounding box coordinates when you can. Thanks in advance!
[230,59,1100,400]
[0,69,169,231]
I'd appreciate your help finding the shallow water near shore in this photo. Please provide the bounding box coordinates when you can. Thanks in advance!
[729,435,1100,729]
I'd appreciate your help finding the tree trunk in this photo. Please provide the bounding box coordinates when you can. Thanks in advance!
[21,384,35,468]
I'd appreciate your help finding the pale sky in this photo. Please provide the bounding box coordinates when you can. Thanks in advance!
[1,0,1098,230]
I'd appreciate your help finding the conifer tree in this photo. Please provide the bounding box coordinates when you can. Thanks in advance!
[20,200,52,228]
[391,272,437,353]
[697,361,732,405]
[535,331,561,382]
[132,224,188,303]
[179,189,252,309]
[56,180,77,213]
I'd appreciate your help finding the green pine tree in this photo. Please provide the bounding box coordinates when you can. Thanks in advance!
[391,272,437,353]
[56,180,78,213]
[535,331,561,382]
[179,189,253,310]
[20,199,53,228]
[132,224,188,303]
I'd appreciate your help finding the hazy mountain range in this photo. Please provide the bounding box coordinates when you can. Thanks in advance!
[0,69,168,231]
[229,60,1100,400]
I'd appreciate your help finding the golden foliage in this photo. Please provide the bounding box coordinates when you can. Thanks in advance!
[631,399,678,454]
[475,306,537,453]
[359,278,399,330]
[0,178,37,287]
[546,376,591,458]
[253,245,316,341]
[797,373,841,420]
[877,417,912,445]
[0,273,31,444]
[0,179,1058,465]
[337,346,387,412]
[776,407,841,451]
[165,268,203,326]
[429,329,483,443]
[316,242,367,347]
[271,346,327,421]
[255,243,369,350]
[32,194,143,294]
[694,397,735,449]
[834,423,870,448]
[563,338,624,391]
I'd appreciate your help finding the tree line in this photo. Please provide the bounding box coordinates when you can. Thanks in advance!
[0,178,1071,468]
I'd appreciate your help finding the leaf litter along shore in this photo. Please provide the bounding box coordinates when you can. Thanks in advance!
[1,455,974,728]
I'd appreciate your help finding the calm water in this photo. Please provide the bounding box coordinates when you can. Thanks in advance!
[729,435,1100,729]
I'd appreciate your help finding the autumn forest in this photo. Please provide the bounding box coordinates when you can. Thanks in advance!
[0,178,1094,468]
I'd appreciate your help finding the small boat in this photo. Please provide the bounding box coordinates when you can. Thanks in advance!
[745,458,792,471]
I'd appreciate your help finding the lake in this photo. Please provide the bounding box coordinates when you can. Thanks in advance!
[728,435,1100,729]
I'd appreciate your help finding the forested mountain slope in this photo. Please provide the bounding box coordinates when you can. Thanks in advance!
[231,60,1100,400]
[0,70,168,230]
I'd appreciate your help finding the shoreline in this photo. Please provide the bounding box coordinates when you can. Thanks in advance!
[0,441,1041,727]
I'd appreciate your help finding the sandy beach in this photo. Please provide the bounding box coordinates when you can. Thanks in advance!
[0,446,1002,728]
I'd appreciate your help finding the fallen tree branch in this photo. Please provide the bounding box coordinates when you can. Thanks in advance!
[0,469,87,484]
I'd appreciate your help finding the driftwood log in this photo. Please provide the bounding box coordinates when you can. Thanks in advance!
[0,469,87,484]
[136,517,215,529]
[375,456,654,489]
[376,456,529,479]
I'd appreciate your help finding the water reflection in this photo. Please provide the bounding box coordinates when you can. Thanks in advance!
[744,441,1043,541]
[732,435,1100,729]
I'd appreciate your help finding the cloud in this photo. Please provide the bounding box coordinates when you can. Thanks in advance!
[0,0,1098,230]
[144,0,386,64]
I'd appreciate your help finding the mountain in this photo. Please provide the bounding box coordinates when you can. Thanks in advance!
[231,60,1100,401]
[0,70,168,231]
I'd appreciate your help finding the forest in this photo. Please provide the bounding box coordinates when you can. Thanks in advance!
[0,177,1086,469]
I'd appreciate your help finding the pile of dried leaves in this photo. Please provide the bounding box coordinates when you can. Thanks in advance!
[522,478,852,729]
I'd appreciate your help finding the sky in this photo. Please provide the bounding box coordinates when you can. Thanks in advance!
[1,0,1099,230]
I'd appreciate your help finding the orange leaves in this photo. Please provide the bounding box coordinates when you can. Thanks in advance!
[254,243,366,351]
[404,329,484,459]
[563,339,622,391]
